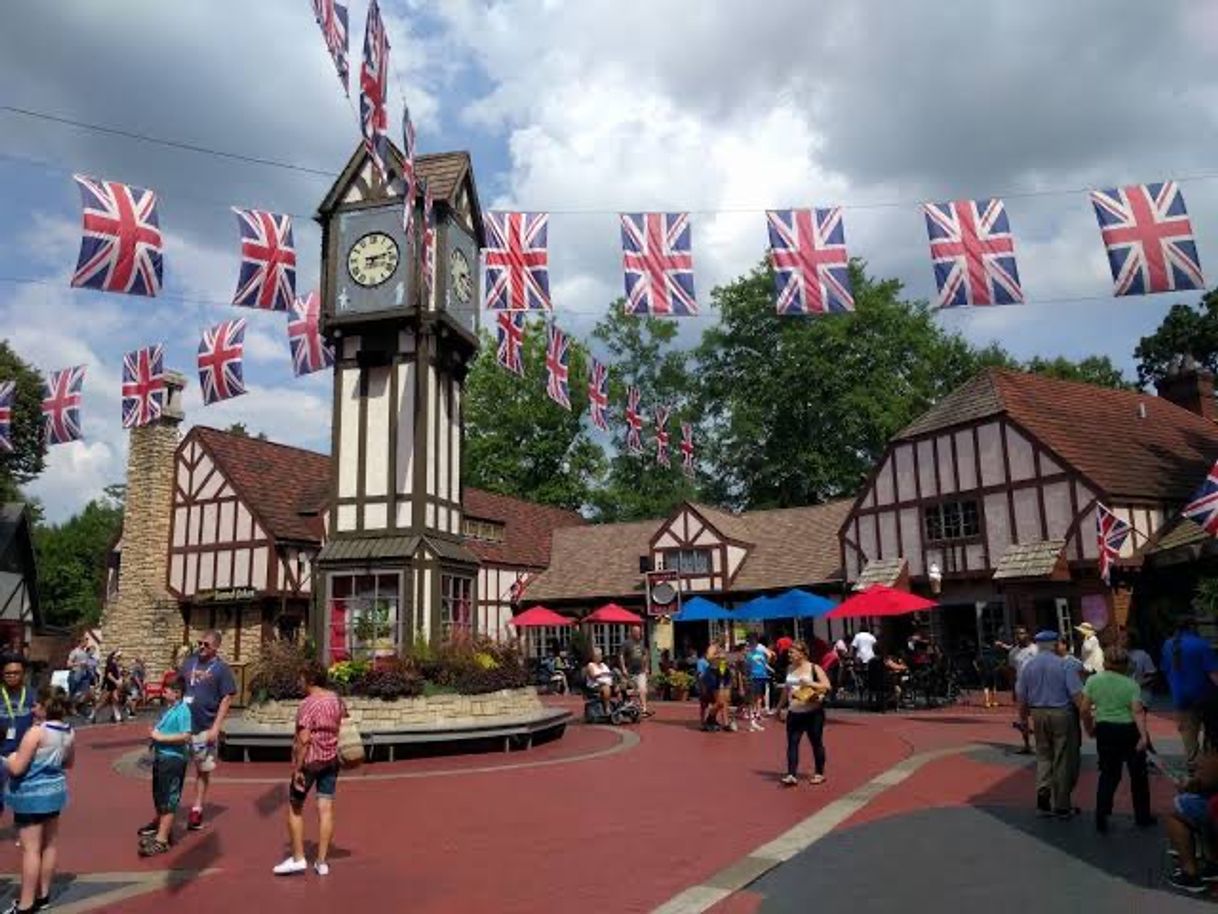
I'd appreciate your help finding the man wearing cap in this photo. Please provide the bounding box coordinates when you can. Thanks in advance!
[1076,622,1104,675]
[1016,630,1086,817]
[1162,615,1218,772]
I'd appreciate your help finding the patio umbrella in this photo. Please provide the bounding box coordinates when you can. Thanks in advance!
[733,594,778,621]
[672,596,733,622]
[823,584,937,620]
[760,588,837,620]
[584,603,644,625]
[509,605,573,627]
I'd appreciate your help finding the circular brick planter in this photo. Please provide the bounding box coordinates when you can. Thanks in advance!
[242,686,544,732]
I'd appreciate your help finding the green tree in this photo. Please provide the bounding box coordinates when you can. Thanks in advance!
[1023,354,1133,390]
[0,341,46,502]
[463,319,604,510]
[225,422,267,441]
[587,306,700,522]
[33,491,124,628]
[1134,290,1218,387]
[695,261,1004,509]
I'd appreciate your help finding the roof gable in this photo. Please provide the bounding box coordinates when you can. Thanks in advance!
[895,367,1218,501]
[317,143,484,244]
[189,428,330,543]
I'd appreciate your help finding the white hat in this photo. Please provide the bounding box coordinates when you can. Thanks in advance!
[1074,622,1097,638]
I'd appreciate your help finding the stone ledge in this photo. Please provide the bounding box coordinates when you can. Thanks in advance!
[241,687,543,730]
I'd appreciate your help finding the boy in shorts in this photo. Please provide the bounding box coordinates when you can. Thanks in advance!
[138,675,191,856]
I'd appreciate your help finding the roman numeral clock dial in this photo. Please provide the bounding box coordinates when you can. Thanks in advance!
[346,231,399,288]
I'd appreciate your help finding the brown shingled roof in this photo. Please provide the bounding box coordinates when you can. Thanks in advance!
[528,500,851,602]
[414,152,471,205]
[192,428,330,543]
[897,368,1218,501]
[462,488,585,568]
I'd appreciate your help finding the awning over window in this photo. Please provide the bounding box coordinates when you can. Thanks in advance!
[991,539,1068,581]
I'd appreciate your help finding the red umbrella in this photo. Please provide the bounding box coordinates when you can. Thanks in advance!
[824,584,937,620]
[510,605,573,627]
[583,603,644,625]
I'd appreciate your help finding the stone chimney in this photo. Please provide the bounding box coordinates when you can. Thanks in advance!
[99,372,186,673]
[1156,354,1216,421]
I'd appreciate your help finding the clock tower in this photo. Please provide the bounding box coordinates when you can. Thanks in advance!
[313,142,484,661]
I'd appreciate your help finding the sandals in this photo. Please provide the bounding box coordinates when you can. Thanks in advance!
[139,838,171,857]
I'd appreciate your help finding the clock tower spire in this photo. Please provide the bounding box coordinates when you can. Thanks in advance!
[313,142,484,661]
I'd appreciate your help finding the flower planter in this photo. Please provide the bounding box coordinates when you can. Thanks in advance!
[243,687,543,731]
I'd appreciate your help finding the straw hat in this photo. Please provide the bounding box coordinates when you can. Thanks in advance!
[1075,622,1097,638]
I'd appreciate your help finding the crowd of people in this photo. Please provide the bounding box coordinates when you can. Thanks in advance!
[1004,615,1218,895]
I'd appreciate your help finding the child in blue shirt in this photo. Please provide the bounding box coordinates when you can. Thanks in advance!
[138,675,191,856]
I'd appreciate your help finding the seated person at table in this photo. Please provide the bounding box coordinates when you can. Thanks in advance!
[585,649,615,716]
[1166,702,1218,894]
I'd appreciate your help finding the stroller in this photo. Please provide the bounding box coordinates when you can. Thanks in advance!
[583,670,642,725]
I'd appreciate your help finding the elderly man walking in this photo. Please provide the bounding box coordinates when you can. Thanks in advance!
[1016,630,1085,818]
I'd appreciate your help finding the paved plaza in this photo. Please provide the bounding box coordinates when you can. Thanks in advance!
[0,699,1207,913]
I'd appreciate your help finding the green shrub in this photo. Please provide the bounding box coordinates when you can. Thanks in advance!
[248,640,309,702]
[453,663,529,695]
[355,657,423,701]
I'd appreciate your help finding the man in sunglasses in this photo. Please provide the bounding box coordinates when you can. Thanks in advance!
[0,654,33,819]
[178,631,237,832]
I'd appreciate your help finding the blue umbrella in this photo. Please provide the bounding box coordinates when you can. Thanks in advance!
[732,594,778,621]
[673,596,733,622]
[765,588,837,619]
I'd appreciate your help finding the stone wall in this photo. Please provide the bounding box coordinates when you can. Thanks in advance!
[100,419,181,674]
[242,686,543,731]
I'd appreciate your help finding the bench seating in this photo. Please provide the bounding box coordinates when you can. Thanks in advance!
[221,707,571,763]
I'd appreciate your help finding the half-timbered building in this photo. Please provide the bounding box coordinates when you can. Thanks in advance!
[0,504,39,650]
[839,366,1218,645]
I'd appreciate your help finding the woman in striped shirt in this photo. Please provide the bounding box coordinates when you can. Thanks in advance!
[273,662,346,878]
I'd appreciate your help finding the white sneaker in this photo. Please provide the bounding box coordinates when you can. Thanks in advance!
[727,720,738,732]
[749,721,765,732]
[314,861,330,876]
[273,857,307,876]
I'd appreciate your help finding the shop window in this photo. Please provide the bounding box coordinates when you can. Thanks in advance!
[591,623,626,661]
[665,548,711,574]
[526,625,572,660]
[328,572,402,661]
[923,500,980,544]
[441,573,474,641]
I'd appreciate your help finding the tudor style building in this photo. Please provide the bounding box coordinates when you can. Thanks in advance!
[839,365,1218,643]
[0,504,39,651]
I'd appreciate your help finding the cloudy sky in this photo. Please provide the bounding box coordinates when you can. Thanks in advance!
[2,0,1217,520]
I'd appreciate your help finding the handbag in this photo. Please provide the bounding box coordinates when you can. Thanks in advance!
[338,717,364,769]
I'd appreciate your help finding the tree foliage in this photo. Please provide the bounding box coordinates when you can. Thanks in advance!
[33,487,124,629]
[463,320,604,510]
[696,261,1002,509]
[587,306,700,522]
[1023,354,1133,390]
[1134,290,1218,387]
[0,341,46,502]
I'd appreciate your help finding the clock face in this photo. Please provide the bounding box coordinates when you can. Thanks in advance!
[450,248,473,303]
[347,232,399,288]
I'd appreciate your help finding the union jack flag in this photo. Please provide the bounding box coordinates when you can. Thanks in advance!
[312,0,349,94]
[1095,503,1131,586]
[923,198,1023,307]
[401,103,417,241]
[588,359,609,432]
[625,386,644,454]
[421,183,436,306]
[0,381,14,454]
[508,572,533,605]
[495,311,525,376]
[121,345,166,430]
[680,422,694,477]
[767,208,853,314]
[654,405,671,467]
[484,212,551,311]
[198,319,246,405]
[544,323,570,410]
[1183,459,1218,537]
[360,0,390,178]
[288,291,335,377]
[620,213,697,316]
[1091,182,1204,296]
[42,366,86,446]
[70,175,163,297]
[232,209,296,311]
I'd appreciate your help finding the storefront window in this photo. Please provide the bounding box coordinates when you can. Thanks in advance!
[526,625,571,660]
[590,623,626,661]
[328,572,402,661]
[440,574,474,641]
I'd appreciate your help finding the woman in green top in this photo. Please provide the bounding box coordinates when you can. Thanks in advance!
[1080,645,1153,833]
